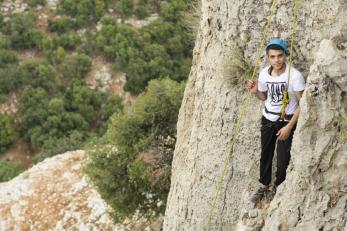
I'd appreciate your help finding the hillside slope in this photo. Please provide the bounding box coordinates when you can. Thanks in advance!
[164,0,346,230]
[0,151,116,230]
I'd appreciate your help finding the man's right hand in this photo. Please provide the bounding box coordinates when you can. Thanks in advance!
[246,80,258,94]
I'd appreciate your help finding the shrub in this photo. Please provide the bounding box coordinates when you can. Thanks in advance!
[27,0,46,7]
[59,53,92,81]
[0,114,17,153]
[0,49,18,68]
[84,78,185,221]
[52,31,81,50]
[58,0,111,25]
[19,60,61,92]
[97,95,124,134]
[6,13,44,49]
[32,130,84,163]
[0,65,22,95]
[135,0,150,19]
[0,160,24,182]
[0,33,10,49]
[64,82,102,124]
[117,0,134,16]
[96,3,194,95]
[48,16,77,33]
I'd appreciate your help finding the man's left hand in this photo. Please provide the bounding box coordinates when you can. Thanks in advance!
[276,125,292,140]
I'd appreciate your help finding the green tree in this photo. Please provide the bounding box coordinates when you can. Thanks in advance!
[160,0,186,23]
[0,160,24,182]
[59,53,92,81]
[19,87,50,147]
[52,31,81,50]
[135,0,149,19]
[27,0,46,7]
[48,16,77,33]
[55,46,66,64]
[95,0,106,19]
[19,60,61,92]
[0,114,17,153]
[0,49,18,68]
[76,0,94,25]
[33,131,84,163]
[118,0,134,16]
[85,78,185,221]
[64,82,102,124]
[6,13,44,49]
[0,65,21,95]
[0,33,10,49]
[97,94,124,134]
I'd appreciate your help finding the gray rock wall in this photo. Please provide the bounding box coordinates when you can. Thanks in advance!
[164,0,346,230]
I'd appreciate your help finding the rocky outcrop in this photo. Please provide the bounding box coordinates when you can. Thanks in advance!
[0,150,164,231]
[0,0,27,14]
[164,0,346,230]
[0,151,116,230]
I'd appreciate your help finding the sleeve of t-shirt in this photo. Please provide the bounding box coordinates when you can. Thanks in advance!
[257,70,268,92]
[292,72,305,91]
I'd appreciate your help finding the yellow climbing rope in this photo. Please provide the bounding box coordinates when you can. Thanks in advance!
[204,0,301,229]
[280,0,301,119]
[204,0,277,230]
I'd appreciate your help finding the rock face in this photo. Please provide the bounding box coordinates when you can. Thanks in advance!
[164,0,346,230]
[0,151,116,230]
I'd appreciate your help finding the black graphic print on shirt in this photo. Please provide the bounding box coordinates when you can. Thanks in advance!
[266,81,287,106]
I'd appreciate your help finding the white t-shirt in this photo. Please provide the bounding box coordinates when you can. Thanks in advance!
[258,64,305,122]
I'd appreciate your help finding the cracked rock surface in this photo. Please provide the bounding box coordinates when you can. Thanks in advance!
[0,150,116,230]
[164,0,346,230]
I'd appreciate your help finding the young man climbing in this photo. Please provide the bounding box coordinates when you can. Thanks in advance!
[246,38,305,203]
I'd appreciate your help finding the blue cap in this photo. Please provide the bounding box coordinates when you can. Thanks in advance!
[266,38,289,54]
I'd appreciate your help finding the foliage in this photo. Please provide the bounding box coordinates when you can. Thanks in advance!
[160,0,187,23]
[0,1,194,220]
[64,81,103,123]
[0,49,18,68]
[97,95,124,134]
[27,0,46,7]
[59,53,92,81]
[223,45,254,86]
[0,160,24,182]
[117,0,134,16]
[0,49,19,95]
[19,80,103,150]
[32,130,84,163]
[96,1,194,94]
[58,0,112,25]
[84,78,185,221]
[48,16,77,33]
[0,33,10,49]
[0,65,21,95]
[52,31,81,50]
[0,114,17,153]
[134,0,150,19]
[19,60,61,92]
[2,13,45,50]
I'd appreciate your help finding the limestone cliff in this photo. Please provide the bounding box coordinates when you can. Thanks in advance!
[0,151,163,231]
[0,151,116,230]
[164,0,346,230]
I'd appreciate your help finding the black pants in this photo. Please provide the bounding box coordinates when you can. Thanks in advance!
[259,116,296,187]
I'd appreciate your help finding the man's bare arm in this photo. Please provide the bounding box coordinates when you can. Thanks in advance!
[246,80,267,101]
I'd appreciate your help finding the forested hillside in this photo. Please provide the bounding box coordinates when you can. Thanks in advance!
[0,0,195,221]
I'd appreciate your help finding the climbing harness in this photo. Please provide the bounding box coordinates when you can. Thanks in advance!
[204,0,301,230]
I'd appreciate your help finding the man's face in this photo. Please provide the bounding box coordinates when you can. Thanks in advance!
[267,49,286,71]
